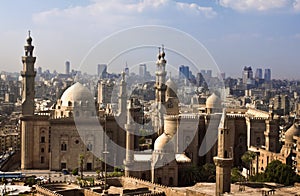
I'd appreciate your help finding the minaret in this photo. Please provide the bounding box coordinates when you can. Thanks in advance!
[155,45,167,135]
[124,99,136,177]
[214,109,233,196]
[21,31,36,115]
[118,71,127,115]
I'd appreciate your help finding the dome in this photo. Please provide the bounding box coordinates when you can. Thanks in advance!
[154,133,174,152]
[285,120,300,144]
[206,93,221,109]
[60,82,93,107]
[166,78,177,92]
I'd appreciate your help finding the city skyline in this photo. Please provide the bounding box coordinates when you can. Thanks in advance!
[0,0,300,79]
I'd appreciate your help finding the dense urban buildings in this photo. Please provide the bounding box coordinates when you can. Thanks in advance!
[1,33,300,195]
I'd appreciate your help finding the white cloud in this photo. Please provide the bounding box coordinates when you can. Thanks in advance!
[33,0,217,25]
[218,0,300,12]
[294,0,300,11]
[29,0,217,73]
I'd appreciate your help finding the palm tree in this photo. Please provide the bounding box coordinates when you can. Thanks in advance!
[241,151,256,179]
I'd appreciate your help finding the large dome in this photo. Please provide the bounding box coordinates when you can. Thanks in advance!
[206,93,221,109]
[60,82,93,107]
[285,120,300,145]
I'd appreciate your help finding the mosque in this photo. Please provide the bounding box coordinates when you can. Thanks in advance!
[20,33,284,194]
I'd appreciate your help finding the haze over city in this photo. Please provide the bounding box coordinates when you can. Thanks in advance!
[0,0,300,79]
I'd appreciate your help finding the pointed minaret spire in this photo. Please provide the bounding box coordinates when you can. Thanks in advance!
[25,30,34,57]
[21,31,36,116]
[118,71,127,115]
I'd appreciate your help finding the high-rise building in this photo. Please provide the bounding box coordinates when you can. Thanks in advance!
[65,61,70,75]
[139,64,146,77]
[179,65,189,79]
[97,64,107,78]
[264,68,271,82]
[255,68,262,79]
[124,62,129,76]
[242,66,253,84]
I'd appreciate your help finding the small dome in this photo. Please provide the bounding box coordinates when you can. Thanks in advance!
[60,82,93,107]
[285,120,300,144]
[206,93,221,109]
[27,36,32,45]
[166,78,177,92]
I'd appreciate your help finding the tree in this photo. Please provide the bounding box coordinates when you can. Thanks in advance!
[241,151,256,178]
[79,154,84,179]
[201,163,216,182]
[251,160,300,186]
[179,165,201,186]
[231,167,245,183]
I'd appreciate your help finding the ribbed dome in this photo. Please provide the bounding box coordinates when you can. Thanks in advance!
[60,82,93,107]
[285,120,300,144]
[206,93,221,109]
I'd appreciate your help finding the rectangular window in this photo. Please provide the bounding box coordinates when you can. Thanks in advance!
[41,136,45,143]
[61,162,67,169]
[41,156,44,164]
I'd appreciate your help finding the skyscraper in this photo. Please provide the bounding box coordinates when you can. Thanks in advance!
[264,68,271,82]
[179,65,189,79]
[242,66,253,84]
[139,64,146,77]
[65,61,70,75]
[97,64,107,78]
[255,68,262,79]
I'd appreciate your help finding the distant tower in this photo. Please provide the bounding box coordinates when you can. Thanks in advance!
[21,31,36,116]
[124,99,136,177]
[124,62,129,76]
[242,66,253,84]
[98,64,107,78]
[155,46,167,135]
[65,61,70,75]
[264,68,271,82]
[118,72,127,115]
[255,68,262,79]
[179,65,189,80]
[214,110,233,196]
[139,64,147,77]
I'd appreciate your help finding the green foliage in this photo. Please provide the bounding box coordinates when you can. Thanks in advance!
[231,167,246,183]
[139,136,146,144]
[250,160,300,186]
[241,151,256,166]
[179,163,216,186]
[200,163,216,182]
[179,165,201,186]
[24,177,36,187]
[72,168,79,175]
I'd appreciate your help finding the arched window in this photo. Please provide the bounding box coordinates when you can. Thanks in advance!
[87,143,93,151]
[68,101,72,107]
[169,177,174,186]
[61,143,67,151]
[256,137,261,146]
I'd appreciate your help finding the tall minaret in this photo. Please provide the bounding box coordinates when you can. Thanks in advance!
[21,31,36,115]
[214,109,233,196]
[155,45,167,135]
[124,99,136,177]
[118,71,127,115]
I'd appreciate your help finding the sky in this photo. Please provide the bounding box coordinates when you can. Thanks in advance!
[0,0,300,79]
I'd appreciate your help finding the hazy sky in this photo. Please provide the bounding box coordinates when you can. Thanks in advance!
[1,0,300,79]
